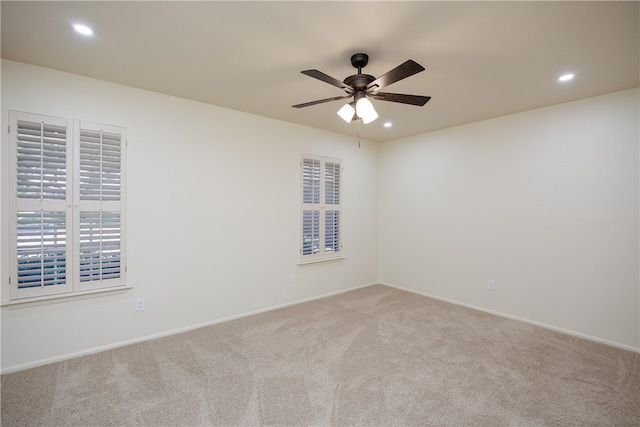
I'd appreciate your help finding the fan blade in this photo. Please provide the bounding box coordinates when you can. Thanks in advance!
[368,92,431,106]
[301,69,353,92]
[292,95,352,108]
[366,60,425,91]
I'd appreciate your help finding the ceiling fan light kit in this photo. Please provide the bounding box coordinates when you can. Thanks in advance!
[293,53,431,125]
[337,103,356,123]
[355,96,378,124]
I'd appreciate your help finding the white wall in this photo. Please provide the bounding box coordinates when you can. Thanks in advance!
[379,88,640,350]
[0,60,380,372]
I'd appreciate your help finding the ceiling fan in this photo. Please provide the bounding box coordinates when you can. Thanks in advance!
[293,53,431,124]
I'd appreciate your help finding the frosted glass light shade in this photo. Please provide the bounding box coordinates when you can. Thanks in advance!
[355,97,378,124]
[337,103,355,123]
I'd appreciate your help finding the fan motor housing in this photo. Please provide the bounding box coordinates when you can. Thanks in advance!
[343,74,375,90]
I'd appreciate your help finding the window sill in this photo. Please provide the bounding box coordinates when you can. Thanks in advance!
[1,285,133,309]
[297,256,345,266]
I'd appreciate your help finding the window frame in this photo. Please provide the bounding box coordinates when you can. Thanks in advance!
[7,111,127,302]
[300,154,343,264]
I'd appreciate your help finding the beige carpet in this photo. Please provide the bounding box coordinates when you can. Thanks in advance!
[1,285,638,426]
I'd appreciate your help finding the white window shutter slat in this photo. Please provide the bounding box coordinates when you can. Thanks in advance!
[79,211,121,283]
[302,158,321,204]
[302,210,320,255]
[324,210,341,254]
[79,128,122,202]
[324,161,341,205]
[16,211,67,289]
[16,120,68,200]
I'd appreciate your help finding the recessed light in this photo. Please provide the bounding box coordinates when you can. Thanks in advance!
[558,73,574,82]
[383,122,392,128]
[73,24,93,36]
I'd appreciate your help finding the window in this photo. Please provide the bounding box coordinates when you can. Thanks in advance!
[8,111,127,301]
[300,155,342,262]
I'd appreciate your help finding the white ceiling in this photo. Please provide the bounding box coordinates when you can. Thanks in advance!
[2,1,638,142]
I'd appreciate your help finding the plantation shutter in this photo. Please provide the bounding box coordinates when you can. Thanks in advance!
[324,161,341,254]
[300,155,342,262]
[10,112,73,299]
[9,112,127,301]
[75,122,126,290]
[302,157,321,258]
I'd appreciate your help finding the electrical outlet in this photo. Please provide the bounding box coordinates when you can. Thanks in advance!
[136,297,145,311]
[487,279,495,290]
[290,273,296,283]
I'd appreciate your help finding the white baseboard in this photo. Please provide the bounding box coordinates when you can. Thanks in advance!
[1,282,378,374]
[379,281,640,354]
[5,280,636,374]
